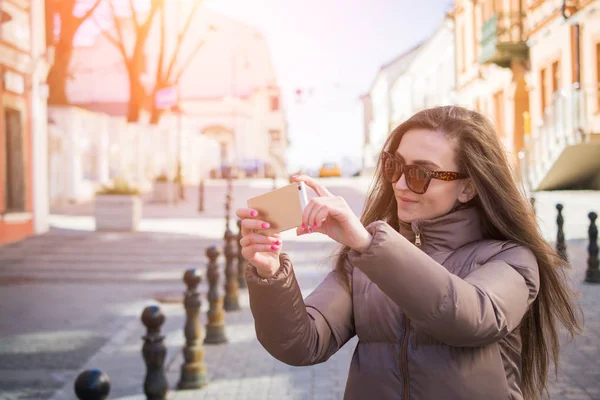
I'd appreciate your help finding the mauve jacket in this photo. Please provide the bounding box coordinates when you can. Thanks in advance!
[245,207,540,400]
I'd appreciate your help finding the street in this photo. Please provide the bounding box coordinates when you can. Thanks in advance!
[0,178,599,400]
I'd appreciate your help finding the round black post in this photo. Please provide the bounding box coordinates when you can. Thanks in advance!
[585,212,600,284]
[178,269,208,389]
[556,204,568,262]
[223,229,240,311]
[141,306,168,400]
[198,179,205,212]
[237,219,247,289]
[204,246,228,344]
[74,369,111,400]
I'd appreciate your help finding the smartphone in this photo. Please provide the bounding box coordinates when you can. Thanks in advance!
[247,181,309,235]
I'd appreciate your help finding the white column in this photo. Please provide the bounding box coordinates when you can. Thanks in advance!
[31,0,49,232]
[67,110,83,201]
[31,82,49,233]
[98,115,110,184]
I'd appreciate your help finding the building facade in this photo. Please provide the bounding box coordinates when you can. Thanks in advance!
[361,44,422,172]
[390,16,457,126]
[0,0,51,245]
[521,0,600,190]
[452,0,530,159]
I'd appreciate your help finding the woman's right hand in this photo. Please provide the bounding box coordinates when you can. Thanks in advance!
[235,207,282,278]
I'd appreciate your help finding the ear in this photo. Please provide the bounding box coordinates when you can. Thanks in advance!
[457,180,477,203]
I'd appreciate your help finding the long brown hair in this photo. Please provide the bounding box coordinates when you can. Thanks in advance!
[335,106,581,399]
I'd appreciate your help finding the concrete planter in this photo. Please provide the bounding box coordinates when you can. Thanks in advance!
[95,195,142,232]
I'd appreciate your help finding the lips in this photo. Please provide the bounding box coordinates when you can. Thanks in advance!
[397,196,418,203]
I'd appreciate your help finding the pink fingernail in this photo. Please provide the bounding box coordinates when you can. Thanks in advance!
[275,240,280,245]
[262,223,270,229]
[313,222,317,228]
[301,223,306,230]
[308,227,313,233]
[271,245,279,250]
[251,210,257,217]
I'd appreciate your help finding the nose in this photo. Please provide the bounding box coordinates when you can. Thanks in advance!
[395,171,408,191]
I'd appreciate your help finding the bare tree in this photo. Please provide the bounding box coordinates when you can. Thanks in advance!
[95,0,209,124]
[148,1,210,124]
[45,0,102,105]
[96,0,163,122]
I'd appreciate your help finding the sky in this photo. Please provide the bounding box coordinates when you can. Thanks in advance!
[203,0,454,172]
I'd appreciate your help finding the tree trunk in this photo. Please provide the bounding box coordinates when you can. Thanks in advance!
[127,68,145,123]
[149,104,163,124]
[47,41,73,105]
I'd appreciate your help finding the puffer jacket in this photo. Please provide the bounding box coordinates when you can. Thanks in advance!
[245,206,540,400]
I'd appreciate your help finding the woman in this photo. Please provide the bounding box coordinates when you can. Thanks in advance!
[235,106,581,400]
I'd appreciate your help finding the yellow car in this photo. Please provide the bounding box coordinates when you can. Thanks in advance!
[319,163,341,178]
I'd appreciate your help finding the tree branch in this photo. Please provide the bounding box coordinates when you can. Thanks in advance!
[164,0,202,82]
[77,0,103,24]
[107,0,128,54]
[173,40,205,84]
[92,14,129,63]
[154,3,166,86]
[128,0,140,31]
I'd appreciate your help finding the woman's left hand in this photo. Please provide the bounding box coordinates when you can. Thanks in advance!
[292,175,372,252]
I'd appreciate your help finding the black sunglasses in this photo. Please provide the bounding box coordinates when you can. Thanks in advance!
[381,151,468,194]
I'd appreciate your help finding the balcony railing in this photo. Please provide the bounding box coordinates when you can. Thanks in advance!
[519,84,598,191]
[479,12,528,68]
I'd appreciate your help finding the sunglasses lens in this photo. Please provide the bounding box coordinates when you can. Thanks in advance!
[382,154,400,182]
[405,165,429,194]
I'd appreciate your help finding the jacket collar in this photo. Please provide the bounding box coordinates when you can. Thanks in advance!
[397,205,484,253]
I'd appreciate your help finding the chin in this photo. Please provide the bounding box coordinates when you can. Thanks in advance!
[397,208,417,224]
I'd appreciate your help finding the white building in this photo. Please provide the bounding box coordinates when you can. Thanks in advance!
[361,44,422,172]
[67,4,288,180]
[390,16,457,125]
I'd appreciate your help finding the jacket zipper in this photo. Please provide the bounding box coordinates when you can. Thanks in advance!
[400,221,421,398]
[401,314,411,400]
[411,221,422,247]
[414,232,421,246]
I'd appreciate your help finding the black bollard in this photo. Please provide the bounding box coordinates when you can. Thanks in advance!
[74,369,111,400]
[198,179,205,212]
[223,229,240,311]
[237,219,247,289]
[204,246,228,344]
[585,212,600,284]
[141,305,168,400]
[178,269,208,389]
[556,204,568,262]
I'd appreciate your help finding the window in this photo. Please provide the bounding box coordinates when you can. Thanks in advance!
[270,96,280,111]
[472,4,479,62]
[540,68,547,115]
[493,90,505,138]
[482,0,493,22]
[551,60,561,95]
[460,23,467,72]
[596,42,600,111]
[3,107,26,212]
[269,129,281,142]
